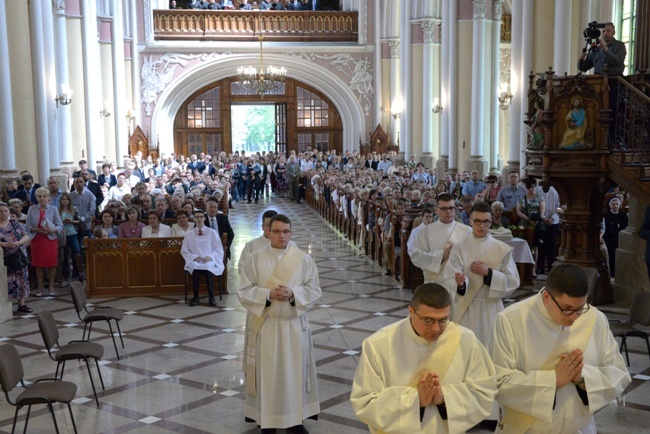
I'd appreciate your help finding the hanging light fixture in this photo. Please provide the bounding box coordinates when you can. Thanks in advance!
[237,34,287,98]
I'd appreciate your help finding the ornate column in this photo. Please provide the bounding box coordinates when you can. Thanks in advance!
[43,0,61,174]
[440,0,459,174]
[53,0,73,167]
[81,0,104,173]
[553,0,572,75]
[519,0,534,170]
[130,0,140,166]
[388,39,401,147]
[112,0,129,164]
[29,0,51,183]
[399,0,411,162]
[505,0,522,177]
[490,0,503,173]
[373,0,382,128]
[0,0,17,180]
[468,0,488,174]
[420,20,436,167]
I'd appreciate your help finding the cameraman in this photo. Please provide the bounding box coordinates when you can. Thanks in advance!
[578,22,626,76]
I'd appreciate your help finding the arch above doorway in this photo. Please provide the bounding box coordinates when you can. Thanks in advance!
[150,53,367,156]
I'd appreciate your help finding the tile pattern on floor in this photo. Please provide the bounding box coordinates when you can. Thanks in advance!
[0,196,649,433]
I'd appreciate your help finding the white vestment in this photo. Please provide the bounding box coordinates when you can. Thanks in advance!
[238,245,322,429]
[351,318,497,434]
[406,223,427,254]
[238,234,271,276]
[490,294,631,434]
[410,220,472,283]
[180,227,225,276]
[442,234,519,346]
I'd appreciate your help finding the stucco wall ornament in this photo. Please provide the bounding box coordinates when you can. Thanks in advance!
[140,53,228,116]
[52,0,65,11]
[286,53,374,116]
[473,0,487,18]
[500,48,511,87]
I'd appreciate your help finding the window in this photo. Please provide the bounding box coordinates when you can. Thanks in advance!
[187,87,220,128]
[619,0,636,75]
[297,87,329,127]
[231,81,285,96]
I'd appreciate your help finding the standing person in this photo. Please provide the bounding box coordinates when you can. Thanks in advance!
[275,156,289,198]
[25,187,63,297]
[58,192,84,286]
[517,177,546,277]
[602,197,628,278]
[639,205,650,284]
[496,170,526,223]
[237,209,278,276]
[490,264,630,434]
[409,193,472,284]
[0,203,32,313]
[181,209,224,307]
[287,155,301,203]
[537,183,561,276]
[238,214,321,433]
[442,201,520,346]
[577,22,626,76]
[351,283,497,433]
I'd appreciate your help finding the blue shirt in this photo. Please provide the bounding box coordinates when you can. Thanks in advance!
[461,180,487,198]
[497,185,527,211]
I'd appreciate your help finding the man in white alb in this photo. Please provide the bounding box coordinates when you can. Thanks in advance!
[442,201,520,346]
[351,283,497,433]
[490,263,630,434]
[410,193,471,283]
[238,214,321,434]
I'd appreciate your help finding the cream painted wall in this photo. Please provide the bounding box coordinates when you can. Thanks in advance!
[533,0,555,75]
[7,4,37,178]
[67,18,87,164]
[410,44,423,157]
[125,60,133,115]
[456,20,473,169]
[100,43,116,163]
[381,58,391,137]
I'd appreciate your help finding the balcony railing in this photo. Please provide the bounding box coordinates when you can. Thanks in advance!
[153,10,358,42]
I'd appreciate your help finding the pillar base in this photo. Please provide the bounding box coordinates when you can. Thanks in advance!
[420,153,437,171]
[465,156,488,176]
[502,160,521,180]
[0,253,12,323]
[394,152,406,167]
[436,156,449,177]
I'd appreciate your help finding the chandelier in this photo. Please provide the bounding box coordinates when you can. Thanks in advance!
[237,35,287,98]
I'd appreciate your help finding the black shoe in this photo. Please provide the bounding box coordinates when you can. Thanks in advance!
[384,270,391,276]
[189,296,199,306]
[287,425,309,434]
[478,420,498,431]
[209,297,217,307]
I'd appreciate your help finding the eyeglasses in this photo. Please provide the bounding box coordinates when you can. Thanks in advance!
[471,219,492,227]
[544,288,590,316]
[411,308,450,327]
[270,229,292,235]
[438,206,456,212]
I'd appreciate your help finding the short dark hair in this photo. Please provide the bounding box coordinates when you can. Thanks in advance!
[523,177,537,189]
[436,193,453,203]
[21,174,34,182]
[422,207,434,216]
[262,209,278,223]
[79,159,87,165]
[269,214,291,229]
[146,210,160,220]
[175,210,188,220]
[546,263,589,298]
[470,201,492,216]
[412,283,451,310]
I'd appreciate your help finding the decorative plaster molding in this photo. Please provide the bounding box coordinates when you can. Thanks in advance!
[472,0,487,19]
[388,40,400,59]
[500,48,511,87]
[52,0,65,11]
[96,18,101,41]
[285,52,374,116]
[360,0,367,45]
[141,53,230,116]
[492,0,503,20]
[421,21,436,44]
[144,0,152,45]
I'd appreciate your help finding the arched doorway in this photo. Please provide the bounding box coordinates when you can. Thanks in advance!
[172,77,343,157]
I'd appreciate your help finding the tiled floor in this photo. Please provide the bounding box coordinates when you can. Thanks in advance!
[1,197,650,433]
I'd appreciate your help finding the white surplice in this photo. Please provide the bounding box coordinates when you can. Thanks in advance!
[490,294,631,434]
[442,234,520,346]
[351,318,497,434]
[180,227,225,276]
[237,234,271,276]
[238,245,322,429]
[409,220,471,283]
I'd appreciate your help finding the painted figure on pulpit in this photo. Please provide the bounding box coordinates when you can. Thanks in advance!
[526,100,545,150]
[559,97,591,150]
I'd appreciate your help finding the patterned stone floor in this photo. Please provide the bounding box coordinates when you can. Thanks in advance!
[0,196,649,433]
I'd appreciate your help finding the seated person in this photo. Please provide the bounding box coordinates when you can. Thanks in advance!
[172,210,195,237]
[142,210,172,238]
[118,205,146,238]
[96,210,119,237]
[239,0,252,9]
[490,201,511,229]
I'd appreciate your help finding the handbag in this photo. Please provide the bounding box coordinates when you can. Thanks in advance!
[4,248,29,272]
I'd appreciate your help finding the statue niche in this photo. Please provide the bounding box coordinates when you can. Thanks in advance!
[129,126,150,159]
[558,95,595,150]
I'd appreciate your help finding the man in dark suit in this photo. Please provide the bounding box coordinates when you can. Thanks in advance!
[271,0,286,10]
[204,197,235,260]
[72,170,104,215]
[287,0,303,10]
[187,154,206,174]
[72,159,97,179]
[15,174,41,213]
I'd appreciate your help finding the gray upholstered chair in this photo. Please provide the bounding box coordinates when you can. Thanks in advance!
[69,281,125,360]
[0,343,78,434]
[37,310,105,407]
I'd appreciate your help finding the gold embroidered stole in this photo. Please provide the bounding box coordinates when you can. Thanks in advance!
[499,307,598,434]
[424,223,468,283]
[376,322,462,434]
[454,238,511,322]
[244,246,304,396]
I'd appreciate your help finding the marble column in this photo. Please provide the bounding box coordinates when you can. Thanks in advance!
[42,0,61,174]
[129,0,140,167]
[439,0,450,177]
[373,0,382,130]
[505,0,523,178]
[421,20,435,167]
[399,0,411,161]
[442,0,459,173]
[490,0,503,173]
[389,39,401,147]
[468,0,488,175]
[28,0,51,183]
[553,0,573,75]
[112,0,129,164]
[81,0,104,173]
[0,0,17,180]
[53,0,74,167]
[519,0,534,170]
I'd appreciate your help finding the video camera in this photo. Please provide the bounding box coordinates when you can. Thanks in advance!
[583,21,607,52]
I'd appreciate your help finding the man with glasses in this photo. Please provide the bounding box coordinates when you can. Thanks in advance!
[443,201,519,346]
[351,283,497,433]
[490,263,630,434]
[410,193,472,284]
[238,214,321,434]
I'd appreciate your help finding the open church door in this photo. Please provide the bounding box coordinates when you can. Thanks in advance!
[275,102,287,155]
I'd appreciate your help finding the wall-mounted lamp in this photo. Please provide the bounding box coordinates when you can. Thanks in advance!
[432,98,443,114]
[498,84,513,110]
[126,109,136,123]
[55,85,72,108]
[391,110,401,121]
[100,108,111,118]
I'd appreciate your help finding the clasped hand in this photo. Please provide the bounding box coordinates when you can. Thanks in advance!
[417,372,444,407]
[555,349,584,388]
[270,285,293,302]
